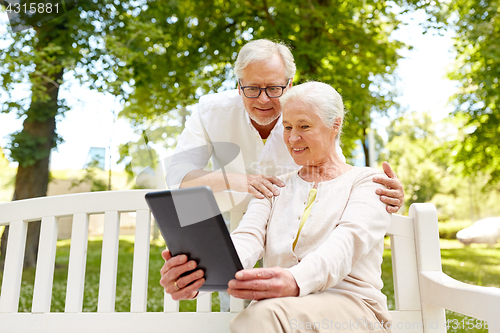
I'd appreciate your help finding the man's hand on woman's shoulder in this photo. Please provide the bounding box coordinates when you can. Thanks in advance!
[373,161,405,213]
[247,174,285,199]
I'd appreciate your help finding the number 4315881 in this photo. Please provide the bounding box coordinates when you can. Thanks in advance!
[6,2,59,14]
[445,318,488,330]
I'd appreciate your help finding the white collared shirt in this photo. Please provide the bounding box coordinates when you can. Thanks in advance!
[165,89,345,189]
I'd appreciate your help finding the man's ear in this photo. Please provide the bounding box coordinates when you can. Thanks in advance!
[288,79,293,88]
[237,82,241,96]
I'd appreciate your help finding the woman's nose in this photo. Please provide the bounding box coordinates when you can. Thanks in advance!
[289,130,301,143]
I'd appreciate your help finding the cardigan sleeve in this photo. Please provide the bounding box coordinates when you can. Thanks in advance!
[286,171,391,296]
[230,196,273,270]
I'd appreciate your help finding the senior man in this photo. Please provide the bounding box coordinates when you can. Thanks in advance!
[165,39,404,211]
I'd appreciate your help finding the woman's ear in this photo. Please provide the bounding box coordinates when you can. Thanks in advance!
[332,116,342,133]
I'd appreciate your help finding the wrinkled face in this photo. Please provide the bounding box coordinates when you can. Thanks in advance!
[238,54,290,127]
[282,101,337,166]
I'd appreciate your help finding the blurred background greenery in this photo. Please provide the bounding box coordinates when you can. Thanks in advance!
[0,0,498,217]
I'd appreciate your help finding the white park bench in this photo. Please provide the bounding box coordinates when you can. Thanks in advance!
[0,189,499,333]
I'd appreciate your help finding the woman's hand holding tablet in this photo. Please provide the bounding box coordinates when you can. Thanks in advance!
[160,250,205,300]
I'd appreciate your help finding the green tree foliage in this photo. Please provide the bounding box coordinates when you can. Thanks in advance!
[385,112,454,211]
[0,0,407,263]
[116,0,405,173]
[447,0,500,188]
[0,0,145,267]
[70,160,108,192]
[412,0,500,187]
[385,111,500,220]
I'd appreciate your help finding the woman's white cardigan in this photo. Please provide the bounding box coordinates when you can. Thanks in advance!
[231,167,392,311]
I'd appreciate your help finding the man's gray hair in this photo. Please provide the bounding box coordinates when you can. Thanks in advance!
[280,81,346,139]
[234,39,296,81]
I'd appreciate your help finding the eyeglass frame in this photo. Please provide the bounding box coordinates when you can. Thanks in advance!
[238,79,291,99]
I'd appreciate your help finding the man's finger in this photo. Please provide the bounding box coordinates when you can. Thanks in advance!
[254,178,280,196]
[264,175,286,187]
[250,182,272,198]
[376,188,401,199]
[250,181,276,198]
[386,205,400,214]
[248,185,266,199]
[382,161,397,179]
[379,195,400,207]
[374,177,401,190]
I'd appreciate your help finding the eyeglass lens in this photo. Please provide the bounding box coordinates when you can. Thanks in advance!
[243,86,284,98]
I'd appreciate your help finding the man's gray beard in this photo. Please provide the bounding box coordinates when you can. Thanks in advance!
[248,112,281,127]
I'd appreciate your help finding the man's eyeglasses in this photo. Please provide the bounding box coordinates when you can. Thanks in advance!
[239,79,290,98]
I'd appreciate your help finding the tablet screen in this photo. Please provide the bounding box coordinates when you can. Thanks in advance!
[145,187,243,291]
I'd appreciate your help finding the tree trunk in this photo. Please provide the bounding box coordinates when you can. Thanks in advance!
[361,127,370,167]
[0,39,63,270]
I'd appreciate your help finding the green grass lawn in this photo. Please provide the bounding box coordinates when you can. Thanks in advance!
[0,236,220,313]
[0,238,498,332]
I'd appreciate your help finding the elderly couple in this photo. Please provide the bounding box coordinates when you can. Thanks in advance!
[160,39,403,333]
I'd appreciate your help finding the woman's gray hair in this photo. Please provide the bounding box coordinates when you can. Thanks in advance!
[280,81,345,139]
[234,39,296,81]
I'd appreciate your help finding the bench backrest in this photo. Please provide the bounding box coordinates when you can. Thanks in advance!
[0,190,431,333]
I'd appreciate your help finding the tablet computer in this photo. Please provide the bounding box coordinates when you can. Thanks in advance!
[145,186,243,291]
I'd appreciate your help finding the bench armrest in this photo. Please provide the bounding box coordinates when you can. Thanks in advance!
[421,270,500,325]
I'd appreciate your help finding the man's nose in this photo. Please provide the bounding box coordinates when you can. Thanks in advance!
[257,90,271,104]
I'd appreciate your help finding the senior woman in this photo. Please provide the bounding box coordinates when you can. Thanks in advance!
[161,81,392,333]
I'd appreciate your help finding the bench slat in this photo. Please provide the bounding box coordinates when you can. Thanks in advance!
[0,310,426,333]
[391,234,422,311]
[230,296,245,313]
[0,190,154,224]
[130,210,151,313]
[65,213,90,313]
[0,312,238,333]
[387,214,414,238]
[32,216,59,313]
[163,292,179,312]
[196,292,212,312]
[0,220,28,313]
[97,211,120,313]
[390,310,425,333]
